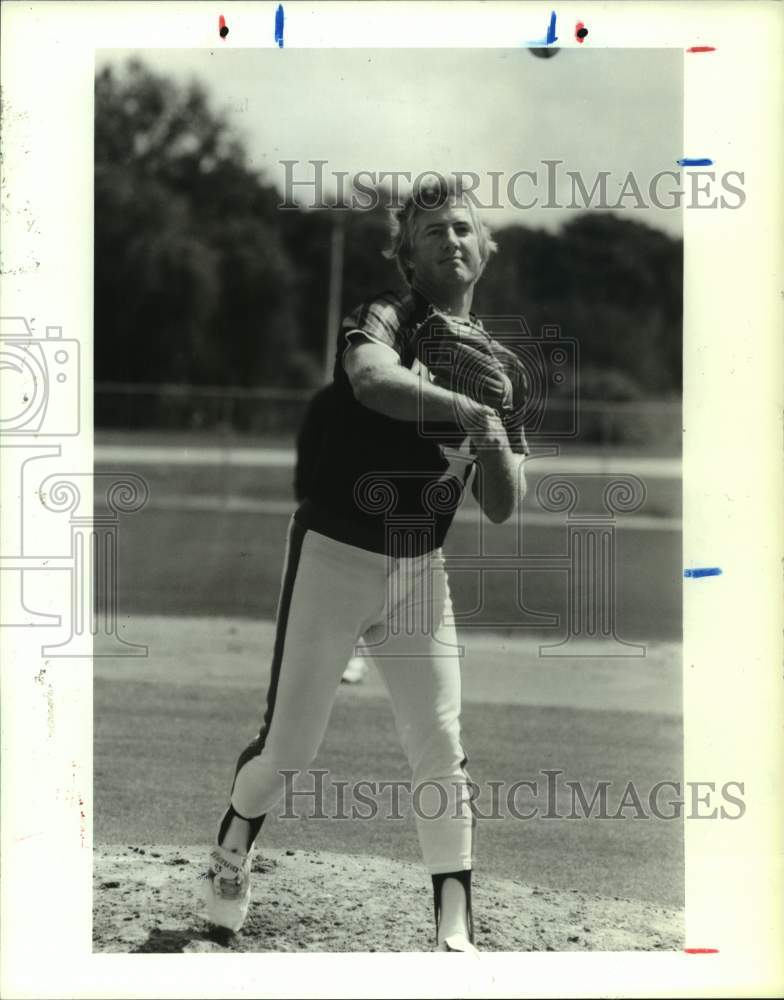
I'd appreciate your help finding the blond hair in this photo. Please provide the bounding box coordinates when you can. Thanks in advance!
[383,177,498,284]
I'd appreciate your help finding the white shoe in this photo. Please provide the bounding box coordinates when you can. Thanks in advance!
[440,933,480,956]
[341,656,368,684]
[202,844,252,932]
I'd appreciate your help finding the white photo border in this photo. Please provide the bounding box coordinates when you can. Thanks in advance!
[1,1,782,997]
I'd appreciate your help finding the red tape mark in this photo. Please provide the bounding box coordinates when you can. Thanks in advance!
[684,948,719,954]
[686,46,715,52]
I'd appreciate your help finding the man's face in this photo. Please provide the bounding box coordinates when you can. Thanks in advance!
[408,202,484,294]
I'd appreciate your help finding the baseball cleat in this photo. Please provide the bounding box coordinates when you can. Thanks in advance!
[440,933,480,956]
[202,844,252,932]
[341,656,368,684]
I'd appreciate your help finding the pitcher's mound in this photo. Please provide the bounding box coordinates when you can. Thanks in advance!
[94,845,683,953]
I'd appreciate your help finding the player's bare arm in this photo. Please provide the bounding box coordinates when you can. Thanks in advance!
[344,338,495,427]
[469,410,527,524]
[345,340,525,524]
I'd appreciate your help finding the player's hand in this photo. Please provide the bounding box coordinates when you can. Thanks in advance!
[467,406,509,450]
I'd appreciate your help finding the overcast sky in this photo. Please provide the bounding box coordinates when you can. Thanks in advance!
[98,47,683,237]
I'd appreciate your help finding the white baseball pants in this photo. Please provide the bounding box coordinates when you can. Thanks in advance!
[229,516,474,875]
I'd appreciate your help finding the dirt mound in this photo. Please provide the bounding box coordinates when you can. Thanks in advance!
[93,845,683,954]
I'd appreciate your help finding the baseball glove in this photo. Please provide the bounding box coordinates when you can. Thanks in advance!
[415,312,529,418]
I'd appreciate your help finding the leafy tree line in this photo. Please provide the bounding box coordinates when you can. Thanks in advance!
[95,60,682,401]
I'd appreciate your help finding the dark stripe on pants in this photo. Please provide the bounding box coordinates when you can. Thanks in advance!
[231,518,309,795]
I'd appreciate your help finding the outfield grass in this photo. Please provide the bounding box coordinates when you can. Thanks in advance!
[105,505,681,640]
[96,434,682,641]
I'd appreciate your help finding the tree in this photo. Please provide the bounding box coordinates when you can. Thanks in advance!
[477,214,682,398]
[95,59,303,387]
[95,59,683,404]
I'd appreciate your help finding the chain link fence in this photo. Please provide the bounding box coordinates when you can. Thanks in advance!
[95,383,682,453]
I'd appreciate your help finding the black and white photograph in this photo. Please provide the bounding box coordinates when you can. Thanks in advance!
[1,3,782,998]
[91,43,687,954]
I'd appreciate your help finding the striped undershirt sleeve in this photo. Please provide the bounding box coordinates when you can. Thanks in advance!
[340,292,407,361]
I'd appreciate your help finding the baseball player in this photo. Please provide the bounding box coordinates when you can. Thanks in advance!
[295,384,369,684]
[203,178,529,952]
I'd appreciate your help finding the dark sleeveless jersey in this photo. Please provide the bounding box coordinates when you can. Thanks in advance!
[294,288,527,557]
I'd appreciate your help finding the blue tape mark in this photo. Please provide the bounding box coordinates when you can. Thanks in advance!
[523,10,558,47]
[677,157,714,167]
[546,10,558,44]
[683,567,723,579]
[275,4,284,48]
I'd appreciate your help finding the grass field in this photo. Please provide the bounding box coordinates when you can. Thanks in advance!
[96,436,682,641]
